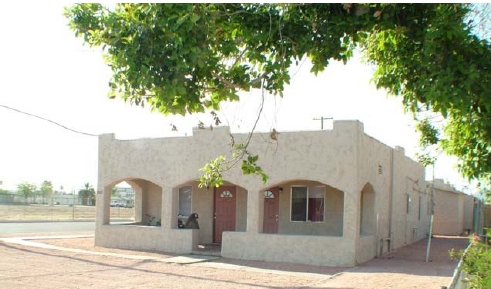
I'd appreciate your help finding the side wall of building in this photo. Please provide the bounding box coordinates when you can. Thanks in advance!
[356,132,428,264]
[433,187,464,235]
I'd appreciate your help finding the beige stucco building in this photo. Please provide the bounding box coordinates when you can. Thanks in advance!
[429,179,476,235]
[95,120,432,266]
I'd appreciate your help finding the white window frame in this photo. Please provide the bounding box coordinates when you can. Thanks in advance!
[290,185,325,222]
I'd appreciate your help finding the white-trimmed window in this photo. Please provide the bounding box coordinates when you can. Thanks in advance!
[406,193,412,214]
[291,186,325,222]
[178,186,192,216]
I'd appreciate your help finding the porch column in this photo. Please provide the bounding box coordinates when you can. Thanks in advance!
[96,186,111,226]
[126,180,143,223]
[246,185,264,234]
[133,186,143,223]
[343,189,361,263]
[161,186,177,229]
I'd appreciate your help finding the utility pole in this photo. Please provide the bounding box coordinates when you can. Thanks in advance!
[313,116,333,130]
[426,163,435,262]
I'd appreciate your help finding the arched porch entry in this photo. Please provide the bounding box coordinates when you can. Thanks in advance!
[356,182,377,264]
[102,178,162,226]
[172,180,247,245]
[108,181,136,223]
[262,180,345,236]
[360,182,376,236]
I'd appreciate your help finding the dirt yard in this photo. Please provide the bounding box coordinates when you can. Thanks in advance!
[0,234,468,289]
[0,204,133,220]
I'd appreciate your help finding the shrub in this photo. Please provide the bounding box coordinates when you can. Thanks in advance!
[451,235,491,289]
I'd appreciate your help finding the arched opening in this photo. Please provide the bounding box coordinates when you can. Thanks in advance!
[262,180,344,236]
[105,178,162,226]
[360,182,375,236]
[109,181,136,223]
[172,180,247,246]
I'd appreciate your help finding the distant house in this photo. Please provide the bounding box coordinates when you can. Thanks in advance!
[111,187,135,207]
[53,191,81,206]
[428,179,477,235]
[95,120,432,266]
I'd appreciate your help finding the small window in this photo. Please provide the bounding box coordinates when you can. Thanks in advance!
[291,186,325,222]
[407,194,412,214]
[178,186,192,216]
[220,190,233,198]
[264,190,275,199]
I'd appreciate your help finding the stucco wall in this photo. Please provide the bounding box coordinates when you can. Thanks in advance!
[357,131,428,259]
[178,182,214,243]
[98,122,362,203]
[222,232,353,267]
[356,132,391,257]
[144,182,162,223]
[389,147,428,250]
[236,187,248,232]
[356,235,376,264]
[95,222,197,253]
[325,187,345,236]
[433,188,464,235]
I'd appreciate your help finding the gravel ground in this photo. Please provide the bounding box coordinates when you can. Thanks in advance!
[0,234,468,289]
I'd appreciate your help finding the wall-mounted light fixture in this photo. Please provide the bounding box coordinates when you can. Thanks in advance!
[279,187,284,193]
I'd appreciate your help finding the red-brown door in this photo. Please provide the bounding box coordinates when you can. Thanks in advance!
[263,187,279,234]
[214,186,237,243]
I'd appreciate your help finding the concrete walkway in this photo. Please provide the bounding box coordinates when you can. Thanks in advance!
[0,234,469,288]
[0,234,330,279]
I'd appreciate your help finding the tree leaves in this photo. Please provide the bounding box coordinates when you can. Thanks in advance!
[417,119,440,148]
[65,3,491,184]
[17,182,37,199]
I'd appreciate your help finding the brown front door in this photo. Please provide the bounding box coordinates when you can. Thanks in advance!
[214,186,237,243]
[263,187,279,234]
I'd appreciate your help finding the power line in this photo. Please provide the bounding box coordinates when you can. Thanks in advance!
[0,104,98,137]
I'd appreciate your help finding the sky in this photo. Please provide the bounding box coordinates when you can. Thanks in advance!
[0,2,478,194]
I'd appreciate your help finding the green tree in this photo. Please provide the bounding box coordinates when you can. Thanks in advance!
[16,182,37,203]
[0,189,11,195]
[111,187,118,197]
[78,183,96,206]
[40,180,54,204]
[64,4,491,186]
